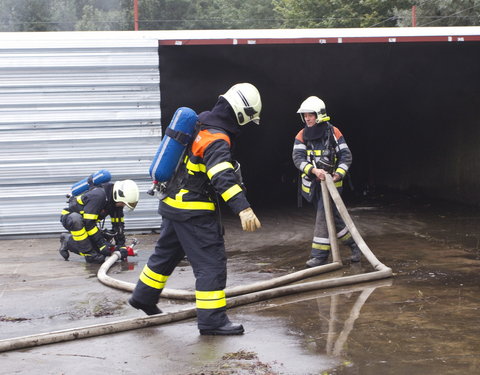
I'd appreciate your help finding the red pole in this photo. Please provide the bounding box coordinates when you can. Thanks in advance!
[412,5,417,27]
[134,0,139,31]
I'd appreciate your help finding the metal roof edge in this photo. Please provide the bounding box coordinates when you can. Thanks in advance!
[1,27,480,49]
[156,26,480,45]
[1,26,480,42]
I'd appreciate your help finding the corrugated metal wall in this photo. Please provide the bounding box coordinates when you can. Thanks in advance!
[0,32,163,237]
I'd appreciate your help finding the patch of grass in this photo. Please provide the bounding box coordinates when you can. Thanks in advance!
[188,350,282,375]
[222,350,257,361]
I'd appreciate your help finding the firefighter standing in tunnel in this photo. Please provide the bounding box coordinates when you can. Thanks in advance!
[129,83,262,335]
[292,96,361,267]
[58,180,140,264]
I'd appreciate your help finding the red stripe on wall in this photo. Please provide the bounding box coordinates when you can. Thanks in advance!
[159,35,480,46]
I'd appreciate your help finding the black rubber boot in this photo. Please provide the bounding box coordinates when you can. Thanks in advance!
[350,244,361,262]
[305,257,329,268]
[85,253,106,264]
[58,233,70,261]
[199,322,245,336]
[128,297,162,316]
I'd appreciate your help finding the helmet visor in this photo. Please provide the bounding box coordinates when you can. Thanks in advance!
[126,200,138,210]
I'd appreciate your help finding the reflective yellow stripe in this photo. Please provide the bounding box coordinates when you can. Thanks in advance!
[111,217,124,223]
[195,290,226,310]
[143,265,169,282]
[83,213,98,220]
[139,265,169,290]
[163,197,215,211]
[307,150,323,156]
[175,189,188,200]
[87,226,99,236]
[196,300,226,309]
[207,161,234,180]
[336,167,346,176]
[303,164,313,174]
[196,290,225,299]
[221,184,242,202]
[339,232,352,242]
[186,159,206,173]
[71,228,88,241]
[61,210,70,215]
[302,185,310,193]
[312,243,331,250]
[139,273,164,289]
[335,180,343,188]
[76,196,84,205]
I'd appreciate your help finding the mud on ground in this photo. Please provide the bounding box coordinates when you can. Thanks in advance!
[1,194,480,374]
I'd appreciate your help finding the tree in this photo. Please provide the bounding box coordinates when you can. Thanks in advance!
[75,4,130,31]
[48,0,82,31]
[394,0,480,27]
[187,0,281,29]
[135,0,196,30]
[0,0,52,31]
[2,0,479,32]
[273,0,412,28]
[135,0,280,30]
[0,0,132,32]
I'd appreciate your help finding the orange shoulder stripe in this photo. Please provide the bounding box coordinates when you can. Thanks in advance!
[333,126,343,139]
[192,129,231,158]
[295,129,305,143]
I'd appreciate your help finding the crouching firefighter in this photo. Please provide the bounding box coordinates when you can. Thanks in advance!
[58,179,140,264]
[129,83,263,336]
[292,96,361,268]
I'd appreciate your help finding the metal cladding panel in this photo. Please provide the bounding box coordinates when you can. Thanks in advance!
[0,33,163,237]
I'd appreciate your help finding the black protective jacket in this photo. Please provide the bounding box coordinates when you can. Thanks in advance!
[292,121,352,202]
[160,97,250,221]
[66,182,125,249]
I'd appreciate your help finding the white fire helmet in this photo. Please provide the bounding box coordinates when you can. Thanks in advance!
[220,83,262,126]
[113,180,139,210]
[297,96,329,123]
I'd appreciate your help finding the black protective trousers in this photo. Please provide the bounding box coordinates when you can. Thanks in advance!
[60,212,106,264]
[131,214,230,330]
[311,185,355,260]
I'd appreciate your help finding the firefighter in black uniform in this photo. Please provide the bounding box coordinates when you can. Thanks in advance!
[129,83,262,336]
[58,179,140,264]
[292,96,361,268]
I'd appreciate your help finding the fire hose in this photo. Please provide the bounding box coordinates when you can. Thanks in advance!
[0,175,392,353]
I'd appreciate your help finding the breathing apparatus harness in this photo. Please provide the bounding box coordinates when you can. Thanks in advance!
[297,122,337,208]
[306,122,336,175]
[156,124,244,235]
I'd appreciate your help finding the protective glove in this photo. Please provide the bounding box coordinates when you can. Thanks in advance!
[116,246,129,260]
[239,207,261,232]
[104,245,128,260]
[99,245,114,257]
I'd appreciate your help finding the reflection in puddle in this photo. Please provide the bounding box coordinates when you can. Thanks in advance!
[243,278,393,373]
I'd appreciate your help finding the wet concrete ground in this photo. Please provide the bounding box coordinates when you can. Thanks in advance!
[1,193,479,374]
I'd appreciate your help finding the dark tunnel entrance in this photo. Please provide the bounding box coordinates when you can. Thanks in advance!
[158,40,480,208]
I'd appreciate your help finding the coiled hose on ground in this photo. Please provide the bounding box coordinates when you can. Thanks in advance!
[0,175,392,353]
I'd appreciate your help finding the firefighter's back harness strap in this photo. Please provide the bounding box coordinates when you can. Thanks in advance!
[165,127,193,147]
